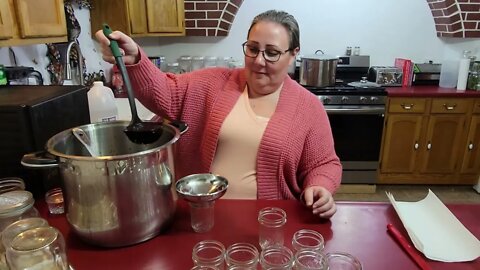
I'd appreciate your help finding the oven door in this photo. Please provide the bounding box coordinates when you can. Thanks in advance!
[325,105,385,184]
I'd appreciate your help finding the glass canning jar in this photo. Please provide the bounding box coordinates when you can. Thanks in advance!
[326,252,362,270]
[0,217,49,269]
[192,240,226,270]
[204,56,218,68]
[0,191,39,233]
[178,55,193,73]
[6,226,69,270]
[167,62,181,74]
[291,229,324,252]
[258,207,287,249]
[294,250,328,270]
[225,243,259,269]
[260,245,294,270]
[192,56,205,70]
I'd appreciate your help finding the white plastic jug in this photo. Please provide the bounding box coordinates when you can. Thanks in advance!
[88,81,118,123]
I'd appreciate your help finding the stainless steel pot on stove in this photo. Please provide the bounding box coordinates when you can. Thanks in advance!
[299,50,338,87]
[21,121,180,247]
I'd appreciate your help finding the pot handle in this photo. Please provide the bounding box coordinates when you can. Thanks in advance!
[21,151,59,169]
[315,50,324,55]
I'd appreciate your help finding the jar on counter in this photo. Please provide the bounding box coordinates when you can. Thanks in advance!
[0,191,39,233]
[178,56,193,73]
[192,56,205,71]
[467,61,480,90]
[204,56,218,68]
[467,72,480,90]
[167,62,181,74]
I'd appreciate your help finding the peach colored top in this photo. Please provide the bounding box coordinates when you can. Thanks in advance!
[211,87,271,199]
[130,50,342,199]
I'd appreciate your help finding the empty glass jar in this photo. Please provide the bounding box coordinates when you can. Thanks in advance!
[258,207,287,249]
[326,252,362,270]
[225,243,259,269]
[204,56,218,68]
[260,245,294,270]
[192,240,226,270]
[291,229,324,252]
[6,226,69,270]
[167,62,181,74]
[294,250,328,270]
[192,56,205,70]
[179,55,193,73]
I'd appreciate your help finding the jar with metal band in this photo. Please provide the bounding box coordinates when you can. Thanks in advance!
[0,191,39,233]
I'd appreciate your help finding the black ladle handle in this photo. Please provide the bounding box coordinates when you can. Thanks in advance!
[102,24,140,124]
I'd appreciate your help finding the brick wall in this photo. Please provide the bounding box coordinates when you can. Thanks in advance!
[184,0,479,38]
[184,0,244,36]
[427,0,480,37]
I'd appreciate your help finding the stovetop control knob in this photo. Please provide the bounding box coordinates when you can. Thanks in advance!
[341,96,349,103]
[321,96,331,104]
[360,96,367,103]
[370,96,378,103]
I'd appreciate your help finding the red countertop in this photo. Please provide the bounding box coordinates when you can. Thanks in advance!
[386,85,480,97]
[36,199,480,270]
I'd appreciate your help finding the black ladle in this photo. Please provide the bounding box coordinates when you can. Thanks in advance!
[103,24,163,144]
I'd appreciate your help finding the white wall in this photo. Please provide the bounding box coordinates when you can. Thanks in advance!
[0,0,479,85]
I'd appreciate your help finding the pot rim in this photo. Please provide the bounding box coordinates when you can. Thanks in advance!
[301,54,339,61]
[45,120,180,161]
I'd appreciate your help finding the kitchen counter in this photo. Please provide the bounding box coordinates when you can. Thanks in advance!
[386,85,480,97]
[36,199,480,270]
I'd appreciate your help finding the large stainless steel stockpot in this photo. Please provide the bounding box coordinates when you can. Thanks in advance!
[299,51,338,87]
[21,121,180,247]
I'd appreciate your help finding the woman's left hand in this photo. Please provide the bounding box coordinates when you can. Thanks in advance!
[303,186,337,219]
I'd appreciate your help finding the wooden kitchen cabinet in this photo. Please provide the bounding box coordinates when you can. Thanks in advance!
[380,98,427,174]
[0,0,67,47]
[90,0,185,37]
[460,99,480,174]
[379,97,478,184]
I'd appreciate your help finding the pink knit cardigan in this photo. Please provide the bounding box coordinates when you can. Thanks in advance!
[127,50,342,200]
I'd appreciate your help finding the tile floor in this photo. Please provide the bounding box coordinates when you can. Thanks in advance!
[334,184,480,204]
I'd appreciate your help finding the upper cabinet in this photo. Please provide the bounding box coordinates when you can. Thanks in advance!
[90,0,185,37]
[0,0,67,47]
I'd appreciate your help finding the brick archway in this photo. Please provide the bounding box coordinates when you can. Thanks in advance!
[427,0,480,38]
[183,1,480,38]
[184,0,244,36]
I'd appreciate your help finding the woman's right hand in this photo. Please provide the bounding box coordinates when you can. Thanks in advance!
[95,29,140,65]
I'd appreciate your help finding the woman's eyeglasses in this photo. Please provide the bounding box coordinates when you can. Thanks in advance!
[242,42,292,63]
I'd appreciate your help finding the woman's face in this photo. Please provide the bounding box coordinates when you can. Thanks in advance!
[244,21,298,97]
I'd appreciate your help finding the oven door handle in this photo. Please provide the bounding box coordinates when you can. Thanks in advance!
[325,107,385,115]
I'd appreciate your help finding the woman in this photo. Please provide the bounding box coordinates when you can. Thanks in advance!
[95,10,342,218]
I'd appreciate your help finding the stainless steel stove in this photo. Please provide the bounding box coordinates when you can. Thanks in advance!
[299,56,386,184]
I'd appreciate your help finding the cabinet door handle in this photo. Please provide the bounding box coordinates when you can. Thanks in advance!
[427,142,432,150]
[414,142,419,150]
[468,142,474,150]
[443,103,457,110]
[401,103,414,110]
